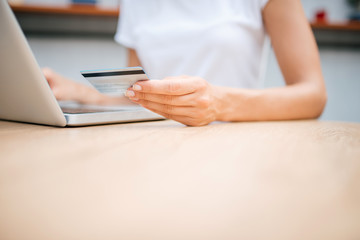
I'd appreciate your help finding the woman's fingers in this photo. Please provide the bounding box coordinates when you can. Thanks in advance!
[143,107,204,127]
[132,77,206,95]
[135,99,211,126]
[126,90,196,106]
[42,67,109,105]
[136,99,195,116]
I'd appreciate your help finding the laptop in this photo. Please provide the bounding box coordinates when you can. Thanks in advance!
[0,0,163,127]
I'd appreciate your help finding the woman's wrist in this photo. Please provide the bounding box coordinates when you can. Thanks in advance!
[212,86,242,122]
[211,86,223,122]
[211,86,263,122]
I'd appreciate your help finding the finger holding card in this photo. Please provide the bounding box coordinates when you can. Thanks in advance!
[126,76,220,126]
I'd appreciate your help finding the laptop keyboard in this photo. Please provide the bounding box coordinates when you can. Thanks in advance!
[61,106,125,114]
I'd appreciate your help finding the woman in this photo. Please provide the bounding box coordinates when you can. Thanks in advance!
[44,0,327,126]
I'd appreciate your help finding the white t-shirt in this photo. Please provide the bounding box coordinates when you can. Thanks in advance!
[115,0,269,88]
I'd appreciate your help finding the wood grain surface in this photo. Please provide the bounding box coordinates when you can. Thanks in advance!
[0,120,359,240]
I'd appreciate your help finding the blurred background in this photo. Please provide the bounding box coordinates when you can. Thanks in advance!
[8,0,360,122]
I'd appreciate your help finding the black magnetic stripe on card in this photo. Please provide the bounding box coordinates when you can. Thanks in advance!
[82,70,145,78]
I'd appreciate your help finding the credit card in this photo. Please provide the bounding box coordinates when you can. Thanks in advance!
[81,67,149,97]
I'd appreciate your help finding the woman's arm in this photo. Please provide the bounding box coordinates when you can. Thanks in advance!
[215,0,327,121]
[128,48,142,67]
[127,0,327,125]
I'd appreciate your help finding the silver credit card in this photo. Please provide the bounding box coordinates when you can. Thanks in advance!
[81,67,149,97]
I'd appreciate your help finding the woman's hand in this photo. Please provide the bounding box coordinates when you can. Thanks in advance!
[43,68,87,102]
[42,68,123,105]
[125,76,220,126]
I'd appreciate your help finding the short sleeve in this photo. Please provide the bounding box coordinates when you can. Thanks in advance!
[259,0,270,10]
[114,0,136,49]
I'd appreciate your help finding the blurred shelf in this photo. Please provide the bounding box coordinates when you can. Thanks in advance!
[10,4,360,30]
[9,3,360,45]
[10,3,119,17]
[310,22,360,47]
[311,22,360,31]
[10,3,119,36]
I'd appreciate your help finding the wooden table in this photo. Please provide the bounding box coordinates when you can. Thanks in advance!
[0,120,359,240]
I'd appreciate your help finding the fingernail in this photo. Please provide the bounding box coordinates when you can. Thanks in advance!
[125,90,135,97]
[133,84,142,91]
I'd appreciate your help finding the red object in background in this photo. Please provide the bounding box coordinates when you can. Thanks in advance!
[315,9,328,23]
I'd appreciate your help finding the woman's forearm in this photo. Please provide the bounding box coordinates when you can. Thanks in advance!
[214,81,327,122]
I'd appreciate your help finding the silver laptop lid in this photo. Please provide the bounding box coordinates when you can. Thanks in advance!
[0,0,66,126]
